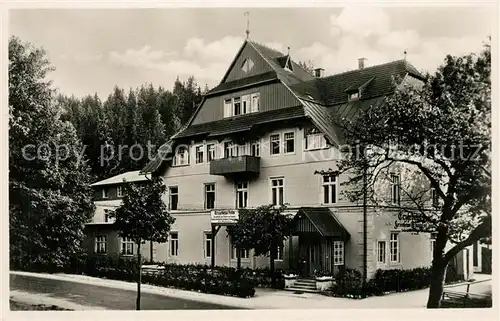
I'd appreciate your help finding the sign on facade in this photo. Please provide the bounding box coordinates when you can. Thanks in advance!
[393,212,433,232]
[210,209,239,225]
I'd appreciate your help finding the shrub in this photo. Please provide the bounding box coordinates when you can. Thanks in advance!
[239,267,285,289]
[332,268,364,298]
[75,257,256,298]
[331,265,465,299]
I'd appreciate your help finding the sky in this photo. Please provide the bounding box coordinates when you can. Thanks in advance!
[9,7,495,99]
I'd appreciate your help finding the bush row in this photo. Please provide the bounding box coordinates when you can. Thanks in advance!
[84,256,256,298]
[332,265,464,299]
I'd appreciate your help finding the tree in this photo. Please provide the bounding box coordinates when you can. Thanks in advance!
[298,60,315,75]
[9,36,95,270]
[108,176,175,310]
[227,205,293,285]
[318,43,491,308]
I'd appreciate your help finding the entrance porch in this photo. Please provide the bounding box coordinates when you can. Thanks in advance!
[287,207,350,278]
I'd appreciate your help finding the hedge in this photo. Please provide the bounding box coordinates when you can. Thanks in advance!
[332,265,465,299]
[82,257,256,298]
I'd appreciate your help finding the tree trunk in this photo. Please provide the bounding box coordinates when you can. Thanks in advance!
[150,240,153,263]
[136,242,142,311]
[426,259,448,308]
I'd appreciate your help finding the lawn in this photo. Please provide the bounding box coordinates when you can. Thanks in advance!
[9,299,72,311]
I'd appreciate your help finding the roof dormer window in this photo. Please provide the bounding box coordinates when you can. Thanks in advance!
[349,91,360,101]
[241,58,254,73]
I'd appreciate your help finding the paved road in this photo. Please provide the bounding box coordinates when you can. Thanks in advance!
[10,274,241,310]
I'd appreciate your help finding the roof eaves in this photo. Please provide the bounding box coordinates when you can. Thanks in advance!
[205,77,278,97]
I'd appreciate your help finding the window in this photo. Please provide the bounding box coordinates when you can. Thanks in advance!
[102,188,109,199]
[270,134,280,155]
[195,145,204,164]
[333,241,344,265]
[431,188,439,208]
[174,146,189,166]
[377,241,386,264]
[250,93,260,112]
[207,143,216,162]
[271,177,284,206]
[236,182,248,208]
[169,187,178,210]
[204,232,212,258]
[305,130,327,150]
[276,245,284,260]
[390,232,400,263]
[322,175,338,204]
[205,183,216,210]
[224,99,232,118]
[241,58,254,73]
[224,141,237,158]
[170,232,179,257]
[349,92,360,100]
[284,132,295,154]
[95,235,107,254]
[233,97,242,116]
[121,237,134,256]
[250,140,260,157]
[223,93,259,118]
[242,94,250,114]
[116,186,123,197]
[231,242,250,259]
[391,174,401,205]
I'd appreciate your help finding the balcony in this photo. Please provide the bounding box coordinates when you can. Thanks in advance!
[209,155,260,176]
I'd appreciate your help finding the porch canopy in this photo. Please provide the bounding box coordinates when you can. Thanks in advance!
[289,207,350,276]
[291,207,350,240]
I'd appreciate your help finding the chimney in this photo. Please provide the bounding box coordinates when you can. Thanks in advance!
[358,58,367,70]
[314,68,325,78]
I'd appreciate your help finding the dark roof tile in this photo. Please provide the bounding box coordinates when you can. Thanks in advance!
[173,106,306,140]
[207,71,278,95]
[290,59,425,105]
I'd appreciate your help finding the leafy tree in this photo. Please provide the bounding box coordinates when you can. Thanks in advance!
[108,176,175,310]
[9,36,95,270]
[227,205,293,285]
[318,43,491,308]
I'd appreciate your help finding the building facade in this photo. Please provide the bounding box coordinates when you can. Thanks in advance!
[85,171,153,259]
[138,39,472,279]
[87,39,474,281]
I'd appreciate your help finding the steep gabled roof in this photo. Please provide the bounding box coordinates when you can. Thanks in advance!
[248,41,316,86]
[141,39,426,176]
[290,59,425,105]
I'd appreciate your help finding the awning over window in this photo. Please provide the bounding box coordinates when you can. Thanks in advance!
[292,207,350,240]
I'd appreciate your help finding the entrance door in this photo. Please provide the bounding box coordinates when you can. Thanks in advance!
[298,237,321,277]
[298,241,310,277]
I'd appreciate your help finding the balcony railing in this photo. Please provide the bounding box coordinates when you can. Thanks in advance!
[209,155,260,176]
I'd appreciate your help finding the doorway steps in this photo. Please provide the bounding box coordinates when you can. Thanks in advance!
[285,278,318,293]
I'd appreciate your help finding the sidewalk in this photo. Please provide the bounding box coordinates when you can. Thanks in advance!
[9,271,492,309]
